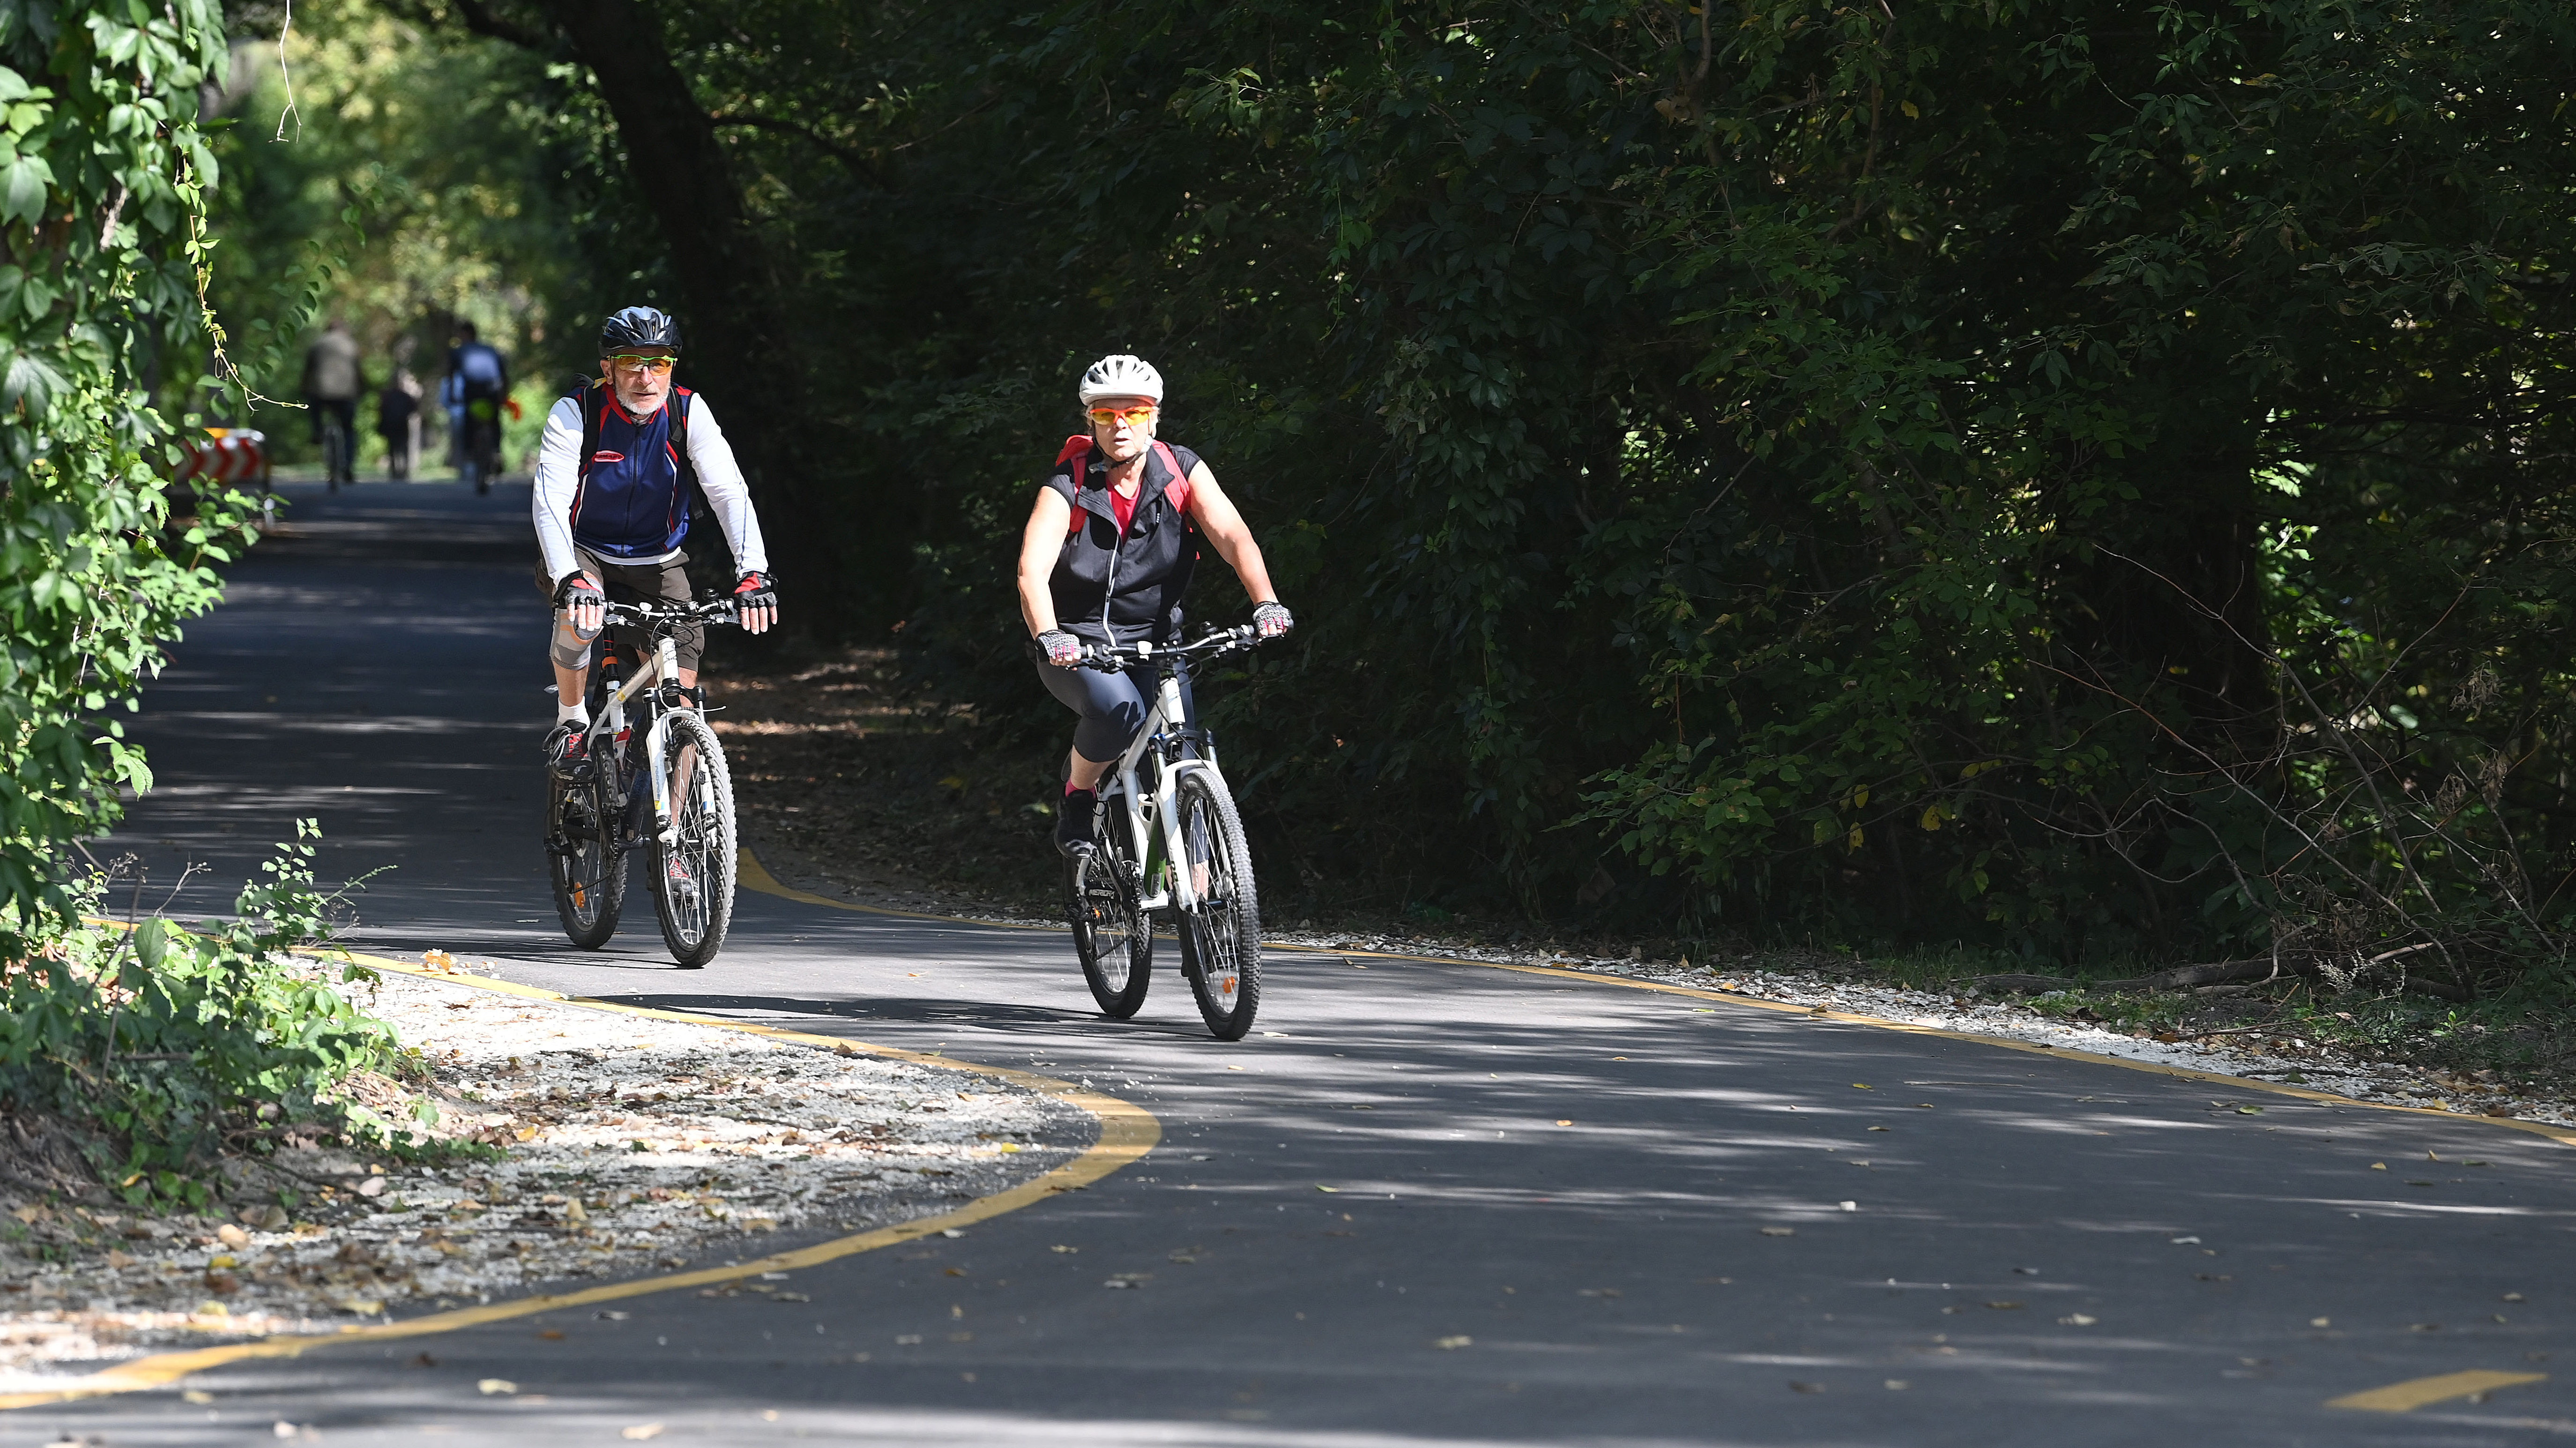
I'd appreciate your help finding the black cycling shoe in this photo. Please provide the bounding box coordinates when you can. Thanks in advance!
[1055,789,1099,857]
[544,721,594,783]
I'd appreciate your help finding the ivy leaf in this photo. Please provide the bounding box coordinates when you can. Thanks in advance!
[0,152,51,225]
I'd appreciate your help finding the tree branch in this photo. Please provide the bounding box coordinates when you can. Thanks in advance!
[706,113,879,180]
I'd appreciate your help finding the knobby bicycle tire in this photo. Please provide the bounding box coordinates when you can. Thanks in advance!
[1174,768,1261,1039]
[649,710,737,968]
[546,763,625,948]
[1069,795,1153,1018]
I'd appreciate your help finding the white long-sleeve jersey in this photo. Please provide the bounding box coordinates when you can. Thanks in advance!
[531,391,771,584]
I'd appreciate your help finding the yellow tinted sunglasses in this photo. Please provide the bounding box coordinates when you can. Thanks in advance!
[1087,405,1156,426]
[607,353,677,376]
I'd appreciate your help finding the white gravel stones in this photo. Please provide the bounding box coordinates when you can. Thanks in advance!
[1562,955,2576,1130]
[0,963,1084,1388]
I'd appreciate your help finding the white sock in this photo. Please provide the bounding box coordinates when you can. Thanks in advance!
[556,702,588,728]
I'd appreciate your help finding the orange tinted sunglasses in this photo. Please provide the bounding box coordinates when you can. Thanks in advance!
[1087,405,1156,426]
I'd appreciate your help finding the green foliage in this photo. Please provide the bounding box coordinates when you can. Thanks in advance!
[0,0,258,950]
[347,0,2576,979]
[2,827,412,1209]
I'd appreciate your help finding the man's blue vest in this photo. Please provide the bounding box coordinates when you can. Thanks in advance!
[569,384,696,560]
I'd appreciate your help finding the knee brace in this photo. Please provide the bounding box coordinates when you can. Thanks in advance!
[550,609,601,672]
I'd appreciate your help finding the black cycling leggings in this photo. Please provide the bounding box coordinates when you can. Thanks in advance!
[1036,655,1198,765]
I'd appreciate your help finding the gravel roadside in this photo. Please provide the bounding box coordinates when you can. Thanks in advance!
[0,960,1094,1389]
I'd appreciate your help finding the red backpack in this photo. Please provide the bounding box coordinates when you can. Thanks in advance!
[1056,435,1190,533]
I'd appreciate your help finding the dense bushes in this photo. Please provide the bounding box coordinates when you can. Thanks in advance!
[1,1,418,1194]
[5,831,414,1207]
[287,0,2576,982]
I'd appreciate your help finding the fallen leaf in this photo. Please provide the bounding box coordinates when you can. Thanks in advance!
[1759,1227,1795,1238]
[596,1311,630,1321]
[478,1379,518,1396]
[2058,1314,2097,1326]
[2504,1292,2526,1303]
[621,1425,665,1441]
[1884,1380,1909,1390]
[1316,1185,1340,1194]
[1986,1301,2025,1310]
[1867,1126,1890,1132]
[184,1390,214,1404]
[1050,1245,1078,1254]
[2310,1317,2330,1327]
[2370,1162,2387,1171]
[1851,1083,1873,1090]
[1555,1119,1573,1126]
[2169,1236,2201,1245]
[538,1330,564,1340]
[1434,1335,1473,1349]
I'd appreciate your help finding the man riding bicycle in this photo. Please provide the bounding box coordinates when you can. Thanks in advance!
[1015,353,1293,857]
[447,322,511,490]
[533,305,779,809]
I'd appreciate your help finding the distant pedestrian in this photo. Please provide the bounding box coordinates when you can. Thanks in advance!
[377,367,423,481]
[301,318,362,486]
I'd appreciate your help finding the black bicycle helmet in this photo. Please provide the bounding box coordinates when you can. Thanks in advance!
[599,305,681,353]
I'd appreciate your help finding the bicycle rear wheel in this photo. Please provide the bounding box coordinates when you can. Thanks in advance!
[649,710,737,968]
[1174,768,1261,1039]
[546,764,624,948]
[1069,794,1152,1017]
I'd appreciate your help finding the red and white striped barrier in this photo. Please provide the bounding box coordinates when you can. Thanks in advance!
[173,430,269,487]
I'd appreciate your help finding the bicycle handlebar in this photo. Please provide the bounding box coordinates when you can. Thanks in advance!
[1074,623,1263,672]
[602,596,745,632]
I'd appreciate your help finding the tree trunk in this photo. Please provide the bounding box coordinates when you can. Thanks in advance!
[535,0,827,616]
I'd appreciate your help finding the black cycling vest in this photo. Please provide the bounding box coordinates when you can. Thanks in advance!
[1042,439,1201,646]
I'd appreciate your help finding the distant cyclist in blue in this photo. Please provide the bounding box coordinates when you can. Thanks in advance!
[445,321,510,488]
[531,306,778,803]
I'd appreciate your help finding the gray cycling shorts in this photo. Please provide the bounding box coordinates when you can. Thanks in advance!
[536,547,702,672]
[1036,653,1198,765]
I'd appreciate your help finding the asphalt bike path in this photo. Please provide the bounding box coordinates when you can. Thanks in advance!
[13,482,2571,1446]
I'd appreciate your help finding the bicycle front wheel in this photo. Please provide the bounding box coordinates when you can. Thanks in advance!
[546,764,625,948]
[1174,768,1261,1039]
[649,711,737,968]
[1069,797,1152,1018]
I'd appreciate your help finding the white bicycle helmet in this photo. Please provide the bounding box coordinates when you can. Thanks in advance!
[1078,354,1165,406]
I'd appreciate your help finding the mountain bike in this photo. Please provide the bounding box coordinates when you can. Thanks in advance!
[545,595,742,968]
[318,403,355,491]
[1064,625,1269,1040]
[462,397,502,494]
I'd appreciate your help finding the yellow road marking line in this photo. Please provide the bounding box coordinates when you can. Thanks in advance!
[737,850,1052,932]
[739,849,2576,1148]
[2328,1369,2547,1412]
[0,948,1158,1411]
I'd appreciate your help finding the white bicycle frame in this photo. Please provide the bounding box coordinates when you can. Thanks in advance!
[596,628,696,850]
[1102,647,1223,914]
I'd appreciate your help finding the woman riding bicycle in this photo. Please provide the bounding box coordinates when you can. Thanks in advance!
[1016,354,1294,857]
